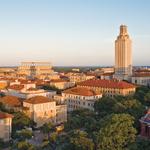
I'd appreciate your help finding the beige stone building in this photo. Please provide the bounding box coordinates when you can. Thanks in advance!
[53,94,65,104]
[77,79,136,97]
[132,74,150,86]
[62,87,102,111]
[67,73,95,83]
[0,68,16,78]
[40,73,60,80]
[4,80,56,99]
[114,25,132,81]
[72,68,80,72]
[50,79,75,90]
[56,105,67,124]
[95,67,114,74]
[0,80,8,89]
[23,96,67,127]
[0,112,13,141]
[17,62,53,79]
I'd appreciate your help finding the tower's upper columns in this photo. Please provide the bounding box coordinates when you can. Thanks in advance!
[116,24,130,40]
[120,25,128,36]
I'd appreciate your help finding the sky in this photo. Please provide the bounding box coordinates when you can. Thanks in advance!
[0,0,150,66]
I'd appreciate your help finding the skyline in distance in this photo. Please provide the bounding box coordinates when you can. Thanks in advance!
[0,0,150,66]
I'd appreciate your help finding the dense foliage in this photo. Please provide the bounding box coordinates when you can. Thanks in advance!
[12,112,35,131]
[42,85,62,94]
[97,114,136,150]
[58,86,150,150]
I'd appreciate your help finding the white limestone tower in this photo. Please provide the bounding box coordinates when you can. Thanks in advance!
[114,25,132,81]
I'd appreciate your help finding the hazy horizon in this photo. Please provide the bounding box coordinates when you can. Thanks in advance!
[0,0,150,66]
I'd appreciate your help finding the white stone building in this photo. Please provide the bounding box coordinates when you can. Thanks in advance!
[62,87,102,111]
[0,112,13,141]
[23,96,67,127]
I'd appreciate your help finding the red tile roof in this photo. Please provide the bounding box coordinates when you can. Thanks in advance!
[0,112,13,119]
[0,96,21,107]
[18,79,35,84]
[133,73,150,77]
[63,87,101,96]
[24,96,54,104]
[34,79,47,86]
[8,84,24,90]
[77,79,135,89]
[50,79,67,83]
[101,73,114,76]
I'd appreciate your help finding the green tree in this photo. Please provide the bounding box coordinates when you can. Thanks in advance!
[134,86,150,104]
[65,109,97,132]
[65,130,95,150]
[42,85,62,94]
[49,132,58,143]
[144,92,150,103]
[12,112,35,131]
[14,129,33,141]
[0,102,6,112]
[94,96,117,117]
[113,99,144,118]
[0,138,4,149]
[41,140,52,150]
[15,141,35,150]
[129,138,150,150]
[41,122,53,139]
[96,114,137,150]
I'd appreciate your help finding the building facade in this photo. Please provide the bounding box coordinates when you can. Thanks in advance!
[23,96,67,127]
[17,62,53,79]
[5,81,56,99]
[50,79,75,90]
[62,87,102,111]
[0,112,13,141]
[56,105,67,124]
[132,75,150,86]
[77,79,136,97]
[132,70,150,86]
[140,109,150,138]
[67,73,95,83]
[114,25,132,81]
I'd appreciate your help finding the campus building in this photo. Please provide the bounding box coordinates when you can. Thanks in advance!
[114,25,132,81]
[17,62,53,79]
[0,112,13,141]
[62,87,102,111]
[77,79,136,97]
[23,96,67,127]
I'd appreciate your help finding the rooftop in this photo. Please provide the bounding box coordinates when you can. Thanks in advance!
[18,79,35,84]
[8,84,24,90]
[77,79,135,89]
[50,79,67,83]
[140,109,150,124]
[24,96,54,104]
[63,87,101,96]
[0,96,21,107]
[0,111,13,119]
[133,73,150,77]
